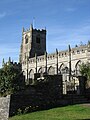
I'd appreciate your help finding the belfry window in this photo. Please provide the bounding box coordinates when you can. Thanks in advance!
[25,35,28,44]
[36,35,40,44]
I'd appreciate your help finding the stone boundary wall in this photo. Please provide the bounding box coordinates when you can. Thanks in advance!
[9,75,63,116]
[0,95,10,120]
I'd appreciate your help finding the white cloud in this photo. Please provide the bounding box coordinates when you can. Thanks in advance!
[0,12,6,18]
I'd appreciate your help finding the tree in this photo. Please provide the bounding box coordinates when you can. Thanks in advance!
[79,62,90,80]
[0,62,24,96]
[79,62,90,88]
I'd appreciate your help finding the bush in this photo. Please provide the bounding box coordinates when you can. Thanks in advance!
[17,108,22,115]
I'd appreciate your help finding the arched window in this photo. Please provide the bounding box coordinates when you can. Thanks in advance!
[48,66,55,75]
[59,63,68,74]
[29,69,34,79]
[38,67,44,77]
[38,67,44,74]
[75,60,81,75]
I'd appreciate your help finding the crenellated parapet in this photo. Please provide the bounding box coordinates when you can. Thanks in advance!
[20,25,90,83]
[20,24,46,63]
[22,25,46,35]
[21,43,90,82]
[22,44,88,65]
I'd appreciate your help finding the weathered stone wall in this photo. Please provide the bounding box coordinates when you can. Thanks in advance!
[0,95,10,120]
[9,75,63,116]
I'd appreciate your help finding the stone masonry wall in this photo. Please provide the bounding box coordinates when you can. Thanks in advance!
[0,95,10,120]
[9,75,63,116]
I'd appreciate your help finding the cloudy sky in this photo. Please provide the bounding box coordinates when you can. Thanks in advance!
[0,0,90,67]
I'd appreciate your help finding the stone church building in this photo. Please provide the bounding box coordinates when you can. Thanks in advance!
[19,24,90,84]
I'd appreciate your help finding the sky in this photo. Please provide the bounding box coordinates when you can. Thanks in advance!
[0,0,90,67]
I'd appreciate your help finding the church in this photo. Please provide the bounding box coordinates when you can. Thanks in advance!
[19,24,90,86]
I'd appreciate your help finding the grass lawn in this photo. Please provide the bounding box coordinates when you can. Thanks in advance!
[9,104,90,120]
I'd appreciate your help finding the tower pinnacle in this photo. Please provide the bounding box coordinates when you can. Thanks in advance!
[22,27,25,33]
[30,24,33,31]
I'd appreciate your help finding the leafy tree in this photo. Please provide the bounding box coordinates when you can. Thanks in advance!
[0,62,24,96]
[79,62,90,88]
[79,62,90,81]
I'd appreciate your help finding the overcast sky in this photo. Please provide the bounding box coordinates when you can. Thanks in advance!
[0,0,90,67]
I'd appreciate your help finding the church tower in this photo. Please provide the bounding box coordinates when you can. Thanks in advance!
[19,24,46,63]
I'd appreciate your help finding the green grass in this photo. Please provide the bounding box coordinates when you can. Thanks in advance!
[9,104,90,120]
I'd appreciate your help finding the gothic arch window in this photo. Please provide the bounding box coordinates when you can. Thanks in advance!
[75,60,81,75]
[48,66,55,75]
[38,67,44,74]
[38,67,44,77]
[29,69,34,80]
[25,35,28,44]
[59,63,67,74]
